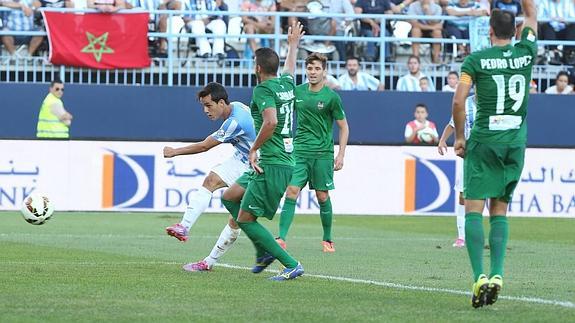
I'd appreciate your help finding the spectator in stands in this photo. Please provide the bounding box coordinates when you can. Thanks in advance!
[396,55,435,91]
[442,71,459,92]
[156,0,182,57]
[445,0,488,60]
[538,0,575,65]
[545,71,574,94]
[419,77,430,92]
[87,0,126,12]
[390,0,414,13]
[404,103,439,144]
[492,0,522,16]
[337,56,385,91]
[298,0,355,61]
[529,79,538,93]
[127,0,159,9]
[186,0,228,59]
[330,0,356,61]
[241,0,276,53]
[126,0,161,56]
[298,0,337,56]
[407,0,443,64]
[32,0,74,33]
[354,0,394,62]
[0,0,44,59]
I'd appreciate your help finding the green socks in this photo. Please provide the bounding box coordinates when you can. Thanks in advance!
[465,213,510,280]
[319,198,333,241]
[279,196,333,242]
[465,212,485,281]
[278,197,297,240]
[238,220,299,268]
[221,199,240,221]
[222,198,265,258]
[489,216,509,278]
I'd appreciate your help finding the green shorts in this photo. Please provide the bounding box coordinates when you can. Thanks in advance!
[464,140,525,202]
[289,156,334,191]
[239,164,294,220]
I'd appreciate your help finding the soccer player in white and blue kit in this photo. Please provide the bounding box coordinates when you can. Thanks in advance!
[164,82,256,272]
[438,95,477,248]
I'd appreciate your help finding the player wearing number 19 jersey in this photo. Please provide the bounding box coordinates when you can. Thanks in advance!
[452,0,538,308]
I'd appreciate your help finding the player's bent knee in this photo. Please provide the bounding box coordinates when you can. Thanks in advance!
[285,186,301,199]
[316,191,329,203]
[237,210,256,223]
[222,184,245,202]
[203,172,226,192]
[489,198,509,216]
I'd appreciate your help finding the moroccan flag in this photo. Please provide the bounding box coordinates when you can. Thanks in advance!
[43,12,151,69]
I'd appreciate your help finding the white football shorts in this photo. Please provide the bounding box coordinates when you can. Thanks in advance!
[212,154,250,187]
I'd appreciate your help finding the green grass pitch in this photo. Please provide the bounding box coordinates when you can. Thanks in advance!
[1,212,574,322]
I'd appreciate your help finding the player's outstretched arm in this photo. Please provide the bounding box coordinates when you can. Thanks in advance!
[521,0,537,34]
[282,21,305,76]
[437,123,454,156]
[163,136,220,158]
[452,81,472,158]
[334,119,349,171]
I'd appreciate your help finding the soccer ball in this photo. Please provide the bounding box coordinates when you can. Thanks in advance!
[20,194,55,225]
[417,127,437,144]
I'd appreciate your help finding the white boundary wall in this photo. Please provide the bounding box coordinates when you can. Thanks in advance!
[0,140,574,218]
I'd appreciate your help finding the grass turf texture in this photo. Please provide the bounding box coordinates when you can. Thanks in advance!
[1,212,574,322]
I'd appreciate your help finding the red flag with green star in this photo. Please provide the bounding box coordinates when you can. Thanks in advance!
[43,12,151,69]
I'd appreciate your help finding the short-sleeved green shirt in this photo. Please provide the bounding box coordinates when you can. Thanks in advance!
[250,73,296,166]
[293,84,346,159]
[460,27,537,145]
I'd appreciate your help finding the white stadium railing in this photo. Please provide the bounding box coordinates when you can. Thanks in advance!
[0,7,574,90]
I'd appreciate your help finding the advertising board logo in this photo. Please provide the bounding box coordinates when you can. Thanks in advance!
[404,155,455,213]
[102,149,154,208]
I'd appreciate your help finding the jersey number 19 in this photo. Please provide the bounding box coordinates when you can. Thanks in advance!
[492,74,526,114]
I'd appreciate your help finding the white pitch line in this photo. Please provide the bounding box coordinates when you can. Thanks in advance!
[3,260,574,309]
[0,233,444,241]
[215,263,575,309]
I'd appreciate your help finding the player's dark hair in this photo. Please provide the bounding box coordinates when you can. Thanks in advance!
[50,79,63,87]
[197,82,230,104]
[255,47,280,75]
[448,71,459,78]
[490,9,516,39]
[415,103,428,112]
[556,71,569,81]
[305,52,327,69]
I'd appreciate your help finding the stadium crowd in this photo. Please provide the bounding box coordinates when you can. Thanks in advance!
[0,0,574,92]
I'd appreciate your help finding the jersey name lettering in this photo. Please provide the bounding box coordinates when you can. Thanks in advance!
[480,56,532,70]
[276,90,295,101]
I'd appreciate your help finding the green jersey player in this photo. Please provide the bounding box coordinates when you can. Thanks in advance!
[220,22,305,281]
[452,0,538,308]
[276,53,349,253]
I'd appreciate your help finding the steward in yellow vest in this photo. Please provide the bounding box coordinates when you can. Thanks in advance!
[36,80,73,138]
